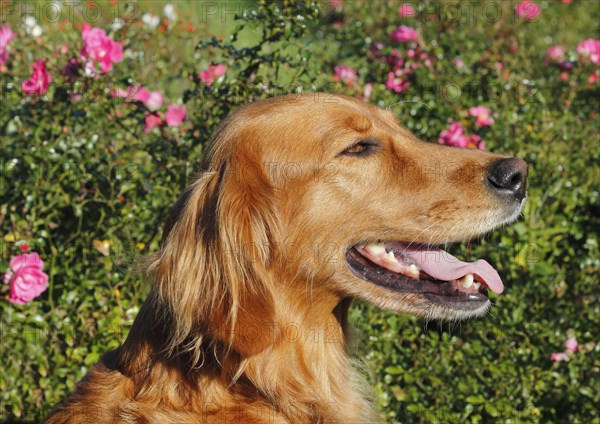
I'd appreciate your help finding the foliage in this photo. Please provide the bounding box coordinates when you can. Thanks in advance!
[1,1,598,422]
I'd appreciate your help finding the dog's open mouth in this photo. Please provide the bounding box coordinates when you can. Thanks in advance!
[346,242,503,309]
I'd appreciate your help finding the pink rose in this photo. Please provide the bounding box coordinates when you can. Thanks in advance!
[390,25,419,43]
[199,64,227,86]
[439,121,468,148]
[112,83,143,101]
[515,1,541,21]
[144,113,163,133]
[546,45,565,63]
[131,86,150,103]
[145,91,164,111]
[386,49,405,70]
[112,84,149,103]
[467,134,486,150]
[3,252,49,304]
[333,65,357,86]
[386,71,409,93]
[81,23,123,74]
[22,59,52,95]
[164,104,186,127]
[469,105,493,127]
[0,24,16,66]
[398,3,416,17]
[565,337,578,352]
[550,352,569,362]
[112,84,163,110]
[576,39,600,65]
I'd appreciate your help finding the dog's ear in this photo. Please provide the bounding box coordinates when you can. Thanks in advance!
[148,152,280,361]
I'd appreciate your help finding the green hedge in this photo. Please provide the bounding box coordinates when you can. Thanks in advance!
[1,1,598,422]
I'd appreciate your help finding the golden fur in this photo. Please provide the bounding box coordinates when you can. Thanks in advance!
[44,93,524,423]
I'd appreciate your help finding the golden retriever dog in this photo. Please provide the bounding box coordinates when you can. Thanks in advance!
[45,93,527,423]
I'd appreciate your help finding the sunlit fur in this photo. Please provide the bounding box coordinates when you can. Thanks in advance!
[45,93,523,423]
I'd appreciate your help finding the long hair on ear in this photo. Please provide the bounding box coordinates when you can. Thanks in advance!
[141,136,281,368]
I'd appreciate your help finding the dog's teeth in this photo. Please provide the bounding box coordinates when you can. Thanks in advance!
[384,251,398,263]
[366,244,386,255]
[460,274,474,289]
[406,263,420,279]
[473,282,481,290]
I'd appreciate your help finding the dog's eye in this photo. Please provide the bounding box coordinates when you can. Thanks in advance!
[339,140,380,157]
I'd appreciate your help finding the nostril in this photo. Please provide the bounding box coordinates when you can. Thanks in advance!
[509,173,523,191]
[487,158,528,198]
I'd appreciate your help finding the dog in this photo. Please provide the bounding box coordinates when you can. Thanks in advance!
[44,93,527,423]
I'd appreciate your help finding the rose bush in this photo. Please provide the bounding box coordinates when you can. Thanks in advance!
[0,1,598,422]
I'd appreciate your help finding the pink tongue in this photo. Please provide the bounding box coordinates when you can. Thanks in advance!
[391,244,504,294]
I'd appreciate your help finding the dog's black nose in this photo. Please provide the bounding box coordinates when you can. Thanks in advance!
[486,158,528,202]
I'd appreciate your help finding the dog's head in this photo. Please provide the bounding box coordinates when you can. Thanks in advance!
[150,93,527,355]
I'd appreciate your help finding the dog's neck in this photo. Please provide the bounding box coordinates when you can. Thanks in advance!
[116,293,377,422]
